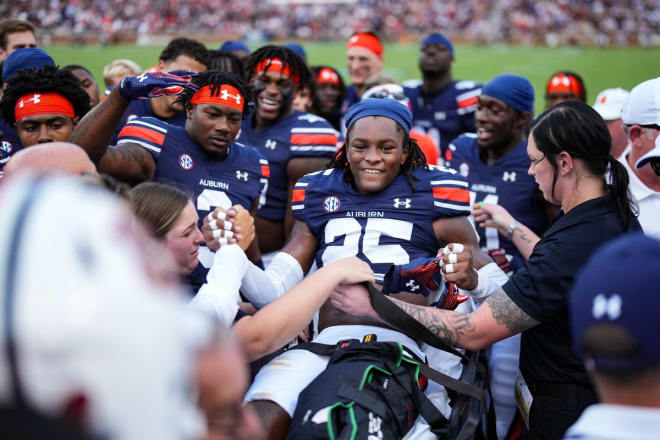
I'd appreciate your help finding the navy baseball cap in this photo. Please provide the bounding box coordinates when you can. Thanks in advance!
[570,233,660,372]
[2,48,55,80]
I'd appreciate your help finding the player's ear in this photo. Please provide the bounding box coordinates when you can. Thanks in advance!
[515,111,532,129]
[72,116,80,127]
[186,104,194,119]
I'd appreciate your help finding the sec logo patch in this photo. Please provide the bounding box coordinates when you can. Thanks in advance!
[459,162,469,177]
[323,195,341,213]
[179,153,194,170]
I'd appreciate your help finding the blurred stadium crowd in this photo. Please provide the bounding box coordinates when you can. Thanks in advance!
[3,0,659,46]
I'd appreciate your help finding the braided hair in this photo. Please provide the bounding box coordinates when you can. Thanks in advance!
[206,50,245,79]
[178,70,255,118]
[243,45,311,86]
[0,65,91,125]
[330,121,428,192]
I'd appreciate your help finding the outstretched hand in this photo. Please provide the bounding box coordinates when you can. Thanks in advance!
[118,71,198,101]
[471,202,516,237]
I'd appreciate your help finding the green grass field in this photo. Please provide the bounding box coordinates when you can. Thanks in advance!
[45,42,660,114]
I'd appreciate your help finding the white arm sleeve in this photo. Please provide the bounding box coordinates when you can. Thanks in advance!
[240,252,304,309]
[467,262,509,305]
[188,245,247,327]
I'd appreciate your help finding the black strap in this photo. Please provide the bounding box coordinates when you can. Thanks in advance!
[365,282,480,369]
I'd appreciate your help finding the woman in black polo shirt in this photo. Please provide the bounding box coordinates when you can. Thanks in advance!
[331,101,641,440]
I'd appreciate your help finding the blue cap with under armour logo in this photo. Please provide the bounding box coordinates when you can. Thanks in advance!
[569,233,660,372]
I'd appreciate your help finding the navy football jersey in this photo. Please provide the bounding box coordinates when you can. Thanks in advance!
[403,79,481,162]
[117,116,268,271]
[0,120,22,180]
[110,99,187,145]
[292,165,471,282]
[238,111,337,222]
[446,134,547,266]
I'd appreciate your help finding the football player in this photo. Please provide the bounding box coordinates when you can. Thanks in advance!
[0,47,56,177]
[240,46,338,256]
[0,65,90,154]
[545,71,586,109]
[310,65,345,132]
[403,33,481,163]
[343,31,384,113]
[70,70,268,289]
[109,37,208,144]
[446,74,549,437]
[232,99,503,438]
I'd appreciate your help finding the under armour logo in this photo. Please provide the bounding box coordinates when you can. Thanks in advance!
[502,171,516,182]
[298,113,324,123]
[137,73,148,82]
[368,412,383,437]
[434,111,446,121]
[19,94,40,107]
[393,198,411,208]
[592,293,622,320]
[406,280,420,292]
[265,139,277,150]
[235,170,248,181]
[220,89,241,105]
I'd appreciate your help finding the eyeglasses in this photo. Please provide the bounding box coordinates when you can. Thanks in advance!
[367,90,407,102]
[530,155,546,167]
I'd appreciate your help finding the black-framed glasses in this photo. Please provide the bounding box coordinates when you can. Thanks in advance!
[530,155,546,166]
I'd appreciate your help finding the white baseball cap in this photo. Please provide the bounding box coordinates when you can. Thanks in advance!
[636,134,660,169]
[621,78,660,126]
[592,87,629,121]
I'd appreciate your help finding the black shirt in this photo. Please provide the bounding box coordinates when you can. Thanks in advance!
[503,195,641,386]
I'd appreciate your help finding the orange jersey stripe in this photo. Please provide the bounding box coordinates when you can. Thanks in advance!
[118,125,165,145]
[291,189,306,202]
[261,165,271,178]
[457,95,478,108]
[433,186,470,203]
[290,134,337,145]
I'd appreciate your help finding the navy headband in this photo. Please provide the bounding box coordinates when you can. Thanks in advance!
[345,98,413,132]
[482,74,535,113]
[422,33,454,57]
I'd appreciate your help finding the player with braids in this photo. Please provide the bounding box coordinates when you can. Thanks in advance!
[331,117,428,192]
[206,50,245,78]
[0,64,91,148]
[239,45,338,258]
[71,70,269,290]
[217,98,496,438]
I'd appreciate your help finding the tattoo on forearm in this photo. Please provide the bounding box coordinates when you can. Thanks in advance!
[515,228,534,244]
[393,299,475,346]
[487,290,538,334]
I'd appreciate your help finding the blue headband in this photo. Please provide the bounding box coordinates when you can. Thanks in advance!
[422,33,454,57]
[344,98,413,132]
[482,74,535,113]
[219,40,250,54]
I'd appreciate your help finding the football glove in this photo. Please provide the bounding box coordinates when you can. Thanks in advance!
[438,282,469,310]
[118,71,198,101]
[382,257,443,297]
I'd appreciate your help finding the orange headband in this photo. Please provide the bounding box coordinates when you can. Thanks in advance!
[254,58,300,85]
[190,85,244,111]
[316,68,340,86]
[14,92,75,122]
[546,74,584,98]
[347,33,383,57]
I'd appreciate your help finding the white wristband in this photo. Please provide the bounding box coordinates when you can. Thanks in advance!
[468,262,508,304]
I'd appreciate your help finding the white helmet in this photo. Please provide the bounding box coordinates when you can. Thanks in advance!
[0,175,206,440]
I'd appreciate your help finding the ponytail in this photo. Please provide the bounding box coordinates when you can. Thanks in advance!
[607,155,639,227]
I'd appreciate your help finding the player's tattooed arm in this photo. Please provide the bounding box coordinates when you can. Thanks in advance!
[385,288,538,350]
[70,87,131,163]
[98,143,156,185]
